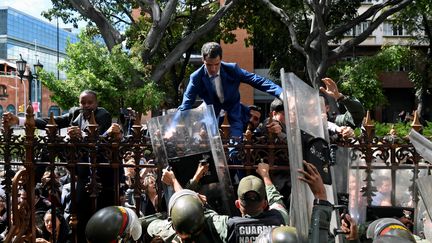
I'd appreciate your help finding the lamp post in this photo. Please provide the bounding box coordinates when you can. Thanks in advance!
[33,60,43,117]
[16,54,43,115]
[16,54,27,111]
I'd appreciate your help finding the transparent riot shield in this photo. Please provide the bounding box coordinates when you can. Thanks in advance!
[148,105,235,215]
[408,129,432,239]
[409,129,432,163]
[334,146,361,226]
[347,150,367,224]
[416,175,432,240]
[281,71,336,241]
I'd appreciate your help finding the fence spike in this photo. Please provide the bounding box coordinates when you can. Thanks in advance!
[411,110,423,132]
[364,110,374,138]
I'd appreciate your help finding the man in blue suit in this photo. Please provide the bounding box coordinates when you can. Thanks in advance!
[178,42,283,138]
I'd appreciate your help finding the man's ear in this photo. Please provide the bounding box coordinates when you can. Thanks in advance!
[263,200,269,211]
[235,199,241,209]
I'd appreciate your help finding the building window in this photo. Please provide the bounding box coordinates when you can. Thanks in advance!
[345,21,370,36]
[48,106,61,116]
[0,84,7,100]
[383,22,409,36]
[6,104,16,114]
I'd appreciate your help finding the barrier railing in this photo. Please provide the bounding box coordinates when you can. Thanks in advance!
[0,108,429,241]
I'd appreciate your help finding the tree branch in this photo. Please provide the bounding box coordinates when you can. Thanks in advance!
[119,3,135,24]
[69,0,123,50]
[139,0,161,22]
[422,13,432,54]
[330,0,413,59]
[258,0,306,56]
[141,0,178,63]
[109,13,132,25]
[151,0,239,82]
[310,1,328,85]
[326,0,402,38]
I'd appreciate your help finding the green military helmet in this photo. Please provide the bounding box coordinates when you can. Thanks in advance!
[255,226,299,243]
[169,189,205,235]
[366,218,415,242]
[86,206,142,243]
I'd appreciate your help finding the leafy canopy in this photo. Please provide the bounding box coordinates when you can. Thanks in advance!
[39,31,164,116]
[328,46,412,110]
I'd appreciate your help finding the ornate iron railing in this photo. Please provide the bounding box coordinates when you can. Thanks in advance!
[0,108,429,242]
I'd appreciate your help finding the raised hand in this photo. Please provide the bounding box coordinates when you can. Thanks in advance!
[320,78,343,100]
[298,161,327,200]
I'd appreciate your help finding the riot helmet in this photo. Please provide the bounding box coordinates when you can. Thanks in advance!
[86,206,142,242]
[169,189,205,236]
[366,218,415,242]
[255,226,300,243]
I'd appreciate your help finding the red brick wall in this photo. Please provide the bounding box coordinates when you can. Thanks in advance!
[0,75,27,112]
[221,29,254,106]
[0,75,60,116]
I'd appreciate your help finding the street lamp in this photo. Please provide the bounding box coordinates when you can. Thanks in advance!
[33,60,43,116]
[34,60,43,77]
[16,54,27,79]
[16,54,43,115]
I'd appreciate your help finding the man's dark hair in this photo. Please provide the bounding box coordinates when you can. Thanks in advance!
[320,93,329,106]
[249,105,262,112]
[270,98,284,113]
[201,42,222,59]
[81,90,98,100]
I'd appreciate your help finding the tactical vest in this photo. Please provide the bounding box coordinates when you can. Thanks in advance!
[227,209,285,243]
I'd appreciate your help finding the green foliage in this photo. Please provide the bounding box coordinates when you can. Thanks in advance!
[422,121,432,138]
[40,31,163,115]
[354,127,362,137]
[123,1,222,106]
[373,122,392,137]
[38,71,79,108]
[392,122,411,138]
[371,121,410,138]
[327,46,414,110]
[43,0,227,108]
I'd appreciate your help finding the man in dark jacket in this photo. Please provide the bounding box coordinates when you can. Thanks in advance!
[3,90,113,242]
[3,90,112,134]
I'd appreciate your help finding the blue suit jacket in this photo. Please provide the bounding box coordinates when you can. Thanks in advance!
[178,62,282,137]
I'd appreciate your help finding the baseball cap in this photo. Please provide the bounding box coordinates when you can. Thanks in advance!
[366,218,415,242]
[237,175,266,205]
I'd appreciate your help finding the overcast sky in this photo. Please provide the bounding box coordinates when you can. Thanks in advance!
[2,0,81,30]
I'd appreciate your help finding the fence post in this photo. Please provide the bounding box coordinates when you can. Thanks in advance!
[411,110,422,132]
[24,104,36,242]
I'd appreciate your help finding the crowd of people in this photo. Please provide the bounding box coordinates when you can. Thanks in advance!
[0,41,429,243]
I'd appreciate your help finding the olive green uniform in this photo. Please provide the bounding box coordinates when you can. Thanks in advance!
[146,184,287,242]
